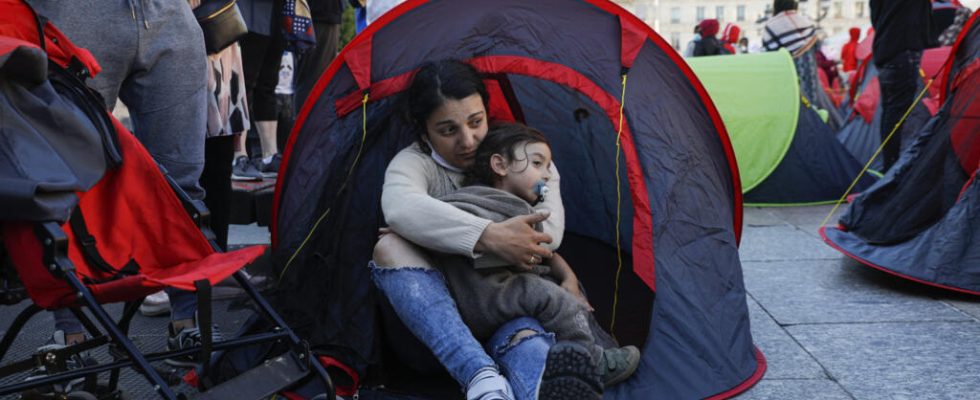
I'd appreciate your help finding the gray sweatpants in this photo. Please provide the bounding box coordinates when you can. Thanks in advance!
[30,0,208,200]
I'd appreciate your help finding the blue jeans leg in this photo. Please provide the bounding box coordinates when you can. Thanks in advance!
[370,262,497,386]
[53,308,85,335]
[488,317,555,400]
[165,288,197,322]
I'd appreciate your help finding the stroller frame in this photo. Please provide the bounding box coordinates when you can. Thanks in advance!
[0,174,334,400]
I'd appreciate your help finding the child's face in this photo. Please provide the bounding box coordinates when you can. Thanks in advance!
[496,141,553,204]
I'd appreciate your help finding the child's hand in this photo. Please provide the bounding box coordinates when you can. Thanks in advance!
[561,278,594,312]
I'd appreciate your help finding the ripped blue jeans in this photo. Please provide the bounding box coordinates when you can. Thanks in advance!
[371,263,555,400]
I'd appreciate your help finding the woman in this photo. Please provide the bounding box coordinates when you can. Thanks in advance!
[370,60,604,400]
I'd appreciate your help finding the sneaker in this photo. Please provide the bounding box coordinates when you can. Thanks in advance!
[465,366,514,400]
[598,345,641,387]
[537,342,602,400]
[256,153,281,178]
[232,155,263,181]
[165,324,224,368]
[139,290,171,317]
[25,331,97,393]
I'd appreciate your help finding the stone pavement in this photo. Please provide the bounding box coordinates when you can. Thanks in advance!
[734,205,980,400]
[3,208,979,399]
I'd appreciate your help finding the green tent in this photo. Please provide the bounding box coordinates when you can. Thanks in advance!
[687,50,874,205]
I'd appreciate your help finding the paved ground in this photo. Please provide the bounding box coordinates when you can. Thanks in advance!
[3,206,979,399]
[734,205,980,400]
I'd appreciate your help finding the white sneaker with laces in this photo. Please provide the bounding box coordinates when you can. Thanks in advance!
[139,290,170,317]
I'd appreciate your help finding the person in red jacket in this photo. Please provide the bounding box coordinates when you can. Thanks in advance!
[840,27,861,72]
[722,23,742,54]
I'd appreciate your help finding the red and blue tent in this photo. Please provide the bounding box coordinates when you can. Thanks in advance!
[271,1,764,398]
[822,10,980,295]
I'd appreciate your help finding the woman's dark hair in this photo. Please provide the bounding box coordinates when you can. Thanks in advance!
[466,122,549,186]
[773,0,798,14]
[405,59,489,153]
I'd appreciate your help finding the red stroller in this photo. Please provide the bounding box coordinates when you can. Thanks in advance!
[0,3,332,399]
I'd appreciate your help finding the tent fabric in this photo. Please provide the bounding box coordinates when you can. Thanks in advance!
[271,0,763,398]
[822,10,980,294]
[686,50,799,193]
[687,50,874,205]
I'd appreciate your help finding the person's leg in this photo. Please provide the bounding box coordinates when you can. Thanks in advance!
[371,234,511,399]
[52,309,86,345]
[486,318,554,400]
[877,49,922,172]
[295,21,340,109]
[117,0,207,200]
[200,135,235,250]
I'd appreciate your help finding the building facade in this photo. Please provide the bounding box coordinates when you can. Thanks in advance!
[614,0,871,53]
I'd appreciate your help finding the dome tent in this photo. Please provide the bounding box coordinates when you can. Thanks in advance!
[271,0,764,398]
[835,40,949,174]
[821,10,980,295]
[687,50,876,206]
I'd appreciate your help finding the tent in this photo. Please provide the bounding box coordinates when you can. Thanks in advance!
[687,50,875,206]
[270,0,764,398]
[836,41,950,173]
[821,10,980,295]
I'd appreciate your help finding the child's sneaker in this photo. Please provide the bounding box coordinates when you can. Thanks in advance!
[256,153,281,178]
[537,341,602,400]
[232,155,263,181]
[598,345,641,387]
[165,324,223,368]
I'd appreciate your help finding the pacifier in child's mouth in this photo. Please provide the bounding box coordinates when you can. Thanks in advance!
[532,180,550,204]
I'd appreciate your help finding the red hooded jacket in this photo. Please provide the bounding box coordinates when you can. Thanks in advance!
[840,27,860,72]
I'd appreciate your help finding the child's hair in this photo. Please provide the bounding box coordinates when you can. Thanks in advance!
[404,59,489,153]
[466,122,550,186]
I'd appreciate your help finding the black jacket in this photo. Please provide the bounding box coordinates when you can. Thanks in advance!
[870,0,932,66]
[693,37,732,57]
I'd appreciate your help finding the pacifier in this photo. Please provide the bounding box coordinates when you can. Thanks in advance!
[533,180,550,204]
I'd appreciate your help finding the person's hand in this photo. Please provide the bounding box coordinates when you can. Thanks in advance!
[560,276,594,312]
[188,0,201,9]
[476,211,553,271]
[378,226,392,238]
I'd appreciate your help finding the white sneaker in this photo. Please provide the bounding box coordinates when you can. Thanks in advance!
[466,367,514,400]
[139,291,171,317]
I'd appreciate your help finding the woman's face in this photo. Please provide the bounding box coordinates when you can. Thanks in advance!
[424,94,487,169]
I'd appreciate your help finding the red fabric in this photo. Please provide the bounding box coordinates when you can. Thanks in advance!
[0,0,100,75]
[940,10,980,104]
[855,76,880,123]
[483,79,517,122]
[722,24,741,44]
[950,61,980,174]
[856,29,875,62]
[3,117,265,309]
[699,19,720,37]
[841,41,858,72]
[619,15,647,68]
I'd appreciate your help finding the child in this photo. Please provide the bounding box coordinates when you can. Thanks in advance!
[437,122,641,388]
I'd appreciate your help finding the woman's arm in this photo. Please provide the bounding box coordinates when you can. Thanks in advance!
[382,148,494,257]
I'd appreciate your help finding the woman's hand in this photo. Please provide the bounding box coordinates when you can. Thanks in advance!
[188,0,201,9]
[475,211,554,271]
